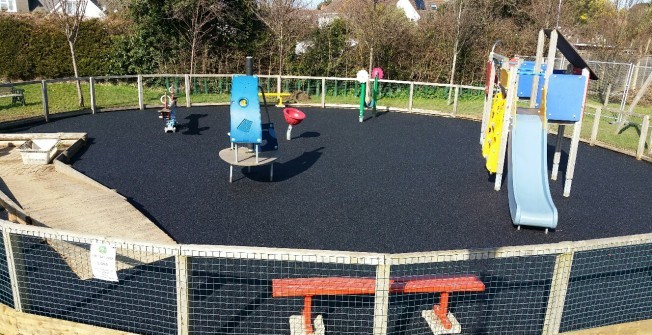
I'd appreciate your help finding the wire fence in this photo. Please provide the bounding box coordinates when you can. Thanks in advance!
[560,243,652,332]
[1,221,651,335]
[0,230,14,307]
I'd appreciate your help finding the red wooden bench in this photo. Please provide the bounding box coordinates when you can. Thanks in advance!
[272,275,485,334]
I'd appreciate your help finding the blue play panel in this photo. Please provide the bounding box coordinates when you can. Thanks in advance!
[230,75,262,144]
[546,74,588,122]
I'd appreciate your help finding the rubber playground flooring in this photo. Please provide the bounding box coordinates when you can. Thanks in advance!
[8,106,652,253]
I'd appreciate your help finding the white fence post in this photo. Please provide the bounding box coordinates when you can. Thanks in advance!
[89,77,96,114]
[452,85,460,117]
[408,82,414,112]
[41,80,49,122]
[3,229,23,312]
[636,115,649,160]
[590,107,601,146]
[373,256,390,335]
[185,75,191,108]
[648,123,652,156]
[176,254,190,335]
[277,75,282,95]
[138,75,144,110]
[321,78,326,108]
[542,251,574,335]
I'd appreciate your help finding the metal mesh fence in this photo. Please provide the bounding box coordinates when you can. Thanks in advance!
[186,252,379,334]
[0,230,14,307]
[142,75,189,107]
[389,253,557,335]
[412,84,454,115]
[586,61,632,106]
[9,232,178,335]
[560,243,652,332]
[323,79,361,106]
[1,221,652,334]
[633,65,652,90]
[188,76,232,105]
[94,77,140,110]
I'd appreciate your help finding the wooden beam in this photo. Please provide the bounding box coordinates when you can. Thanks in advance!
[0,304,139,335]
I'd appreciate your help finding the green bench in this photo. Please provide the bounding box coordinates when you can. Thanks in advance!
[0,86,25,106]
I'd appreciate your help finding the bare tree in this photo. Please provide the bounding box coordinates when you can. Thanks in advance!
[444,0,473,103]
[41,0,89,107]
[251,0,310,76]
[341,1,413,75]
[172,0,227,75]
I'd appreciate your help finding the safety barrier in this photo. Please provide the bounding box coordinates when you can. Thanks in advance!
[0,72,651,334]
[0,73,649,163]
[1,221,650,335]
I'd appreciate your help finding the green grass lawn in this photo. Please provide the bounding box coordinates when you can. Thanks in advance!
[1,81,650,157]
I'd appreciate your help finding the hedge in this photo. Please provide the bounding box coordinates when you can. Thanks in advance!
[0,14,115,81]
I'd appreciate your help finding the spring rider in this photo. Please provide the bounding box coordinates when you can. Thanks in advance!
[159,87,178,133]
[357,67,383,122]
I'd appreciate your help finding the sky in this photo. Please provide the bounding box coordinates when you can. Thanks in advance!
[305,0,321,9]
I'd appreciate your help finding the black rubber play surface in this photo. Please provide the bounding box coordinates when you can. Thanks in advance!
[9,106,652,253]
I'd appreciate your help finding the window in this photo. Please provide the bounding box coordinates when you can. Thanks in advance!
[0,0,16,12]
[430,4,437,10]
[65,1,77,14]
[63,0,88,14]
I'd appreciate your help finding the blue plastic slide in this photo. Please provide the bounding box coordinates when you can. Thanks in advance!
[507,109,558,229]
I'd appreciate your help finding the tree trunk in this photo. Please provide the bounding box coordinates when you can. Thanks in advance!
[279,42,283,76]
[447,1,463,105]
[190,36,197,75]
[68,39,84,108]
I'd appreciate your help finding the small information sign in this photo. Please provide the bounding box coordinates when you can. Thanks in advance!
[90,243,119,282]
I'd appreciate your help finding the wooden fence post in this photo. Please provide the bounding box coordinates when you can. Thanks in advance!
[321,78,326,108]
[452,86,460,117]
[185,75,191,108]
[636,115,649,160]
[89,77,96,114]
[408,83,414,112]
[373,257,390,335]
[542,251,574,335]
[176,254,190,335]
[3,229,25,312]
[138,75,144,110]
[41,80,49,122]
[590,106,601,146]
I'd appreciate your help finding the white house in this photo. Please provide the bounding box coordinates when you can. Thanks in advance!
[396,0,420,21]
[317,0,445,25]
[49,0,106,19]
[2,0,108,18]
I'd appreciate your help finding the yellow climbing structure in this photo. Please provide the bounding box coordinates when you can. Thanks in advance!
[482,67,511,173]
